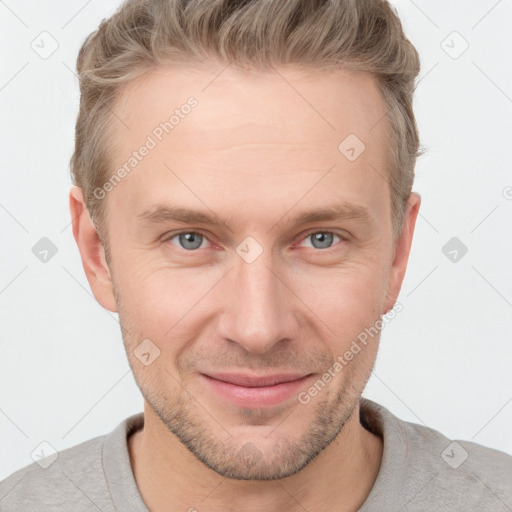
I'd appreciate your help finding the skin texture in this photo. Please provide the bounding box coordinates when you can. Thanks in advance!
[70,63,420,511]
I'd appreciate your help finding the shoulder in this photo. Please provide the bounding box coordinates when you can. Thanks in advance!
[405,421,512,510]
[0,434,113,512]
[397,407,512,477]
[360,398,512,511]
[0,411,149,512]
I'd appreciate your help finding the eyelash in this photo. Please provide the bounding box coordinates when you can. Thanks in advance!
[163,229,346,253]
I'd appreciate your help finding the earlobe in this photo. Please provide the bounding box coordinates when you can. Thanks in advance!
[383,192,421,314]
[69,186,118,313]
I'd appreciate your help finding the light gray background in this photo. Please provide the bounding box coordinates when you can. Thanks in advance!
[1,0,511,480]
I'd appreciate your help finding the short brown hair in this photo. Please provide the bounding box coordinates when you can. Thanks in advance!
[70,0,422,256]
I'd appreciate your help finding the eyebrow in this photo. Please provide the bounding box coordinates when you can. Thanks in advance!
[136,202,372,230]
[137,205,228,227]
[283,203,372,228]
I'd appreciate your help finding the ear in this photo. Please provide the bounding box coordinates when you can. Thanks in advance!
[69,186,117,312]
[383,192,421,314]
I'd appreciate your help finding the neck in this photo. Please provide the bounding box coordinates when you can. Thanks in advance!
[128,401,383,512]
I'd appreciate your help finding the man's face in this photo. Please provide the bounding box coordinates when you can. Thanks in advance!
[96,64,411,479]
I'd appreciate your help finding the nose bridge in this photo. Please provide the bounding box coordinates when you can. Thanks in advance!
[218,245,297,354]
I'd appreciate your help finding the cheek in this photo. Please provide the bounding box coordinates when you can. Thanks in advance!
[295,261,388,341]
[115,262,216,347]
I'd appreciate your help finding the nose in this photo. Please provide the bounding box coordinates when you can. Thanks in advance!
[217,247,301,355]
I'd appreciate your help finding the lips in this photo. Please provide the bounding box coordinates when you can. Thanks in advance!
[200,371,314,408]
[202,372,310,388]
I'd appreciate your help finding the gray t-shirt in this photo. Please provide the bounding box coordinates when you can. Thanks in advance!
[1,398,511,511]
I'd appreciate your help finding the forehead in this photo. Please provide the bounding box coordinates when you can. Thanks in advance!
[113,63,387,148]
[106,64,390,227]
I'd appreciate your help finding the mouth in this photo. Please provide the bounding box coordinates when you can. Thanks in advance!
[199,371,314,408]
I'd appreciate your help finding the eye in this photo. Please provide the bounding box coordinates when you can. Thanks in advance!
[167,231,210,251]
[164,229,344,253]
[299,231,343,250]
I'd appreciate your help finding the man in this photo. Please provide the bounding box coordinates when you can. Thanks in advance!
[1,0,511,510]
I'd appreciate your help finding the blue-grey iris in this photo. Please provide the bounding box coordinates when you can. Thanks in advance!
[310,232,334,249]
